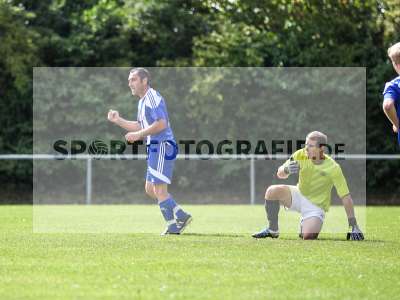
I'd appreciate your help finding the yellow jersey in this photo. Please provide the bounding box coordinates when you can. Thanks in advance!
[283,148,350,211]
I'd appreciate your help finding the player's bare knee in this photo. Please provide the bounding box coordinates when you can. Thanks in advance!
[302,232,319,240]
[145,188,155,198]
[145,184,156,198]
[265,185,277,200]
[153,187,168,199]
[265,185,284,200]
[153,189,161,198]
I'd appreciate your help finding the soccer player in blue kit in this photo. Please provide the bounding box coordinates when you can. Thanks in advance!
[108,68,192,235]
[383,42,400,146]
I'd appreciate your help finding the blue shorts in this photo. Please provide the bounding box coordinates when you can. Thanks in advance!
[146,140,178,185]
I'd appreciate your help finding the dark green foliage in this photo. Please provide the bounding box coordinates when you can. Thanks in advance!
[0,0,399,202]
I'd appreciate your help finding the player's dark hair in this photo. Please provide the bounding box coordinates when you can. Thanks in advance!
[130,68,151,85]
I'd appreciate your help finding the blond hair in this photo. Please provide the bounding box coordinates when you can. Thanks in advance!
[306,131,328,147]
[388,42,400,64]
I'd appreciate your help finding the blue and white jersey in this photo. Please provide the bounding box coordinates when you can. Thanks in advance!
[383,76,400,119]
[137,88,175,145]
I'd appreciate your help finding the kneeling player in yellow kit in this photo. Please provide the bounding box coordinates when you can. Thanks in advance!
[252,131,364,240]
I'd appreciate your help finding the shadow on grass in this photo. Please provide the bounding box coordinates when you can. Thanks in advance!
[184,233,244,238]
[316,236,386,243]
[183,233,387,243]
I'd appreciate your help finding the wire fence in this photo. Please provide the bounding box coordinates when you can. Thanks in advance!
[1,154,398,205]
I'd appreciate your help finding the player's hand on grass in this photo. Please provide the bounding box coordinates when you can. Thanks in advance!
[125,131,143,143]
[284,159,300,175]
[346,217,364,241]
[108,109,120,123]
[347,225,364,241]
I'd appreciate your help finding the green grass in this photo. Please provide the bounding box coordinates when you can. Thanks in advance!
[0,205,399,299]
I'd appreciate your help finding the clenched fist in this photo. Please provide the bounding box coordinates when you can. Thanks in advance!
[107,109,120,123]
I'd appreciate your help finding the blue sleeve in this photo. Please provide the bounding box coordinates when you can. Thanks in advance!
[149,103,167,121]
[383,84,399,102]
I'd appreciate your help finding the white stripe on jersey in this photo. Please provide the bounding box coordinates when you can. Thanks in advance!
[147,90,157,108]
[145,88,162,108]
[137,99,144,128]
[138,88,171,145]
[140,89,161,128]
[139,97,151,144]
[140,99,149,129]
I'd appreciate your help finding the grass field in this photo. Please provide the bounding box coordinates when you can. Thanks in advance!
[1,205,399,299]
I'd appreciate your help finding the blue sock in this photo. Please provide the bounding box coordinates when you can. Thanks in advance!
[167,197,188,220]
[159,199,175,225]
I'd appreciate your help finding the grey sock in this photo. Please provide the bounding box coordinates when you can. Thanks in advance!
[265,200,280,231]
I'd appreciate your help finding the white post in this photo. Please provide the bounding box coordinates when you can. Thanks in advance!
[250,157,255,205]
[86,158,92,205]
